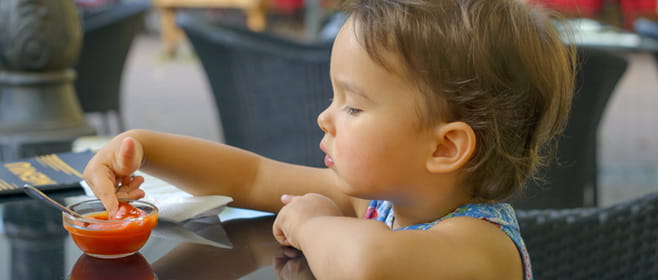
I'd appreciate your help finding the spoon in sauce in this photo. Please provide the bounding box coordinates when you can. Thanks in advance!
[23,184,85,219]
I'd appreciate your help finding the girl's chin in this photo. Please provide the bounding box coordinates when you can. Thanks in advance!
[338,182,377,199]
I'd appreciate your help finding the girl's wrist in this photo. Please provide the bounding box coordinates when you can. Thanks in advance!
[296,215,330,251]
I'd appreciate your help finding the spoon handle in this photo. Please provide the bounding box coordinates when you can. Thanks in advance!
[23,184,83,218]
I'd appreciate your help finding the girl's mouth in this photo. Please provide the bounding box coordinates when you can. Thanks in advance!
[324,154,334,167]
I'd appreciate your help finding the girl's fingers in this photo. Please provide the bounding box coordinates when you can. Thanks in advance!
[89,175,120,217]
[116,175,145,199]
[120,175,132,186]
[273,223,287,245]
[274,232,291,247]
[116,188,145,200]
[272,209,292,246]
[115,137,142,175]
[84,136,145,219]
[281,194,297,204]
[118,175,144,192]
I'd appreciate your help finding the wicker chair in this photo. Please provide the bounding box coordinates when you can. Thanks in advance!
[516,191,658,279]
[74,1,150,135]
[177,12,334,167]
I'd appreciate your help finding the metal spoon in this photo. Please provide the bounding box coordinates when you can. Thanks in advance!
[23,184,85,218]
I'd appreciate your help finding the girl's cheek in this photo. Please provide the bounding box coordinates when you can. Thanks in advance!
[335,136,353,167]
[336,137,368,173]
[334,136,346,163]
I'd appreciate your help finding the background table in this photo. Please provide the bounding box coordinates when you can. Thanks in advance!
[153,0,269,56]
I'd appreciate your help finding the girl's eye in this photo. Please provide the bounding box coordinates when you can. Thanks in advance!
[342,105,362,115]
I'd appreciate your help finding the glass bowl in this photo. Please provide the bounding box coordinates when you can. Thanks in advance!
[63,199,158,259]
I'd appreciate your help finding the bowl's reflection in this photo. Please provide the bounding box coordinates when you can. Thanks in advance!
[68,253,157,280]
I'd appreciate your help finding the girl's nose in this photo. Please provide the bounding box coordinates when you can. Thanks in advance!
[317,106,335,135]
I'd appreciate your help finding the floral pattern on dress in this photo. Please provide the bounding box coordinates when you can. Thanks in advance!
[364,200,533,280]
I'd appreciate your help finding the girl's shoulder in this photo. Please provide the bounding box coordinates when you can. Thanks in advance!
[393,202,519,231]
[427,209,526,280]
[434,203,519,229]
[427,203,532,280]
[361,200,529,279]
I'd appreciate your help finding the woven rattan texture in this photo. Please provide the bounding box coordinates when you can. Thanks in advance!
[517,191,658,279]
[179,13,333,167]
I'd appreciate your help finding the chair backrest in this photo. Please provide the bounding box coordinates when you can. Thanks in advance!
[516,191,658,279]
[74,2,149,114]
[178,13,334,167]
[514,47,628,209]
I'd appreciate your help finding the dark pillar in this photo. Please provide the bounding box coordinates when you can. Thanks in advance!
[0,0,95,161]
[3,198,68,279]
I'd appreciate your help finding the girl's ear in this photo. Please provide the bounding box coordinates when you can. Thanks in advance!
[426,122,476,173]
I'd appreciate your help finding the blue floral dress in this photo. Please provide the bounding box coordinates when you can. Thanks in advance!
[364,200,533,280]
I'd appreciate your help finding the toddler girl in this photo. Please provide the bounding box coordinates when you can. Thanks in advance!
[84,0,574,279]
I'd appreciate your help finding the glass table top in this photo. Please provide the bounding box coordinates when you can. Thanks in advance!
[0,190,311,280]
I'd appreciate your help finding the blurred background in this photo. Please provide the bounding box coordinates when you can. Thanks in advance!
[1,0,657,208]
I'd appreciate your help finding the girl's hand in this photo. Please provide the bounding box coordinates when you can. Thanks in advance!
[272,193,343,249]
[83,136,145,218]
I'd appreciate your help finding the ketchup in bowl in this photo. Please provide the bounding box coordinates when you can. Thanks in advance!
[63,199,158,259]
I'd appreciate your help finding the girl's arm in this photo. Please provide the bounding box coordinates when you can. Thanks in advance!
[83,129,357,216]
[274,196,523,280]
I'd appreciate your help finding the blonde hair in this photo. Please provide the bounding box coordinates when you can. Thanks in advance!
[345,0,576,200]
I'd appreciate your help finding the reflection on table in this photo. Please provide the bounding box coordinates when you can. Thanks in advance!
[69,253,155,280]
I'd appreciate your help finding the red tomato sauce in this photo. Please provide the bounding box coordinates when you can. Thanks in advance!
[64,202,158,256]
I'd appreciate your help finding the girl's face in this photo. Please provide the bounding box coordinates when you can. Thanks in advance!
[318,18,436,201]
